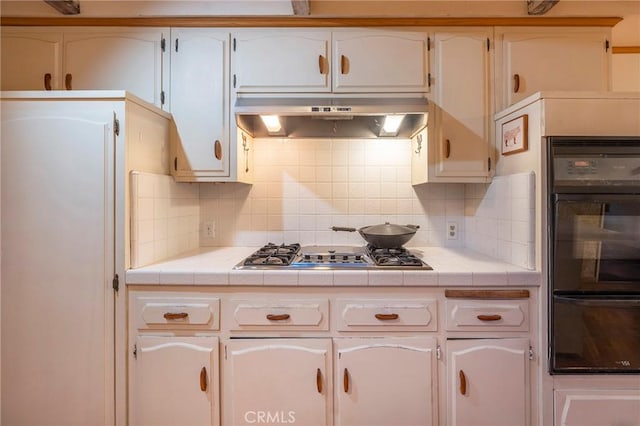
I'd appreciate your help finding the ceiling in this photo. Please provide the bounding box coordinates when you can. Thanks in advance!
[1,0,638,18]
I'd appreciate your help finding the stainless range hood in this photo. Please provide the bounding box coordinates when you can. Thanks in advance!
[234,97,429,139]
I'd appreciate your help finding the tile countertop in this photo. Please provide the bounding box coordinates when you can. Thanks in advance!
[126,247,540,287]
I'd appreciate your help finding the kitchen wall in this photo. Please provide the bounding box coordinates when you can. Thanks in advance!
[199,138,466,248]
[464,172,536,270]
[131,139,536,270]
[130,171,200,267]
[612,13,640,92]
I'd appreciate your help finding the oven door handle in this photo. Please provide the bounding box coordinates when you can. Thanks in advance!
[554,295,640,307]
[554,193,640,203]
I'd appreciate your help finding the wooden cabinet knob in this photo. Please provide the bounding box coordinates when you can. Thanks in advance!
[214,140,222,161]
[266,313,290,321]
[513,74,520,93]
[316,368,322,393]
[459,370,467,395]
[200,367,208,392]
[343,368,349,392]
[44,73,52,90]
[65,73,72,90]
[340,55,349,74]
[445,139,451,159]
[318,55,327,75]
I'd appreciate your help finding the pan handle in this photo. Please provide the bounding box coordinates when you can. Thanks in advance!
[406,224,420,230]
[330,226,357,232]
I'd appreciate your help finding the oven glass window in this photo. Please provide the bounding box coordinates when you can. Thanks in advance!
[552,296,640,373]
[553,198,640,292]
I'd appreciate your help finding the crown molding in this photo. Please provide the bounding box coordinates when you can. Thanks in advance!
[0,16,623,28]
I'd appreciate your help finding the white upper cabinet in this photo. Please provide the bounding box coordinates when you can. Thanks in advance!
[170,29,230,180]
[433,29,492,180]
[412,29,492,184]
[231,29,429,93]
[1,28,62,90]
[0,27,168,109]
[495,27,611,110]
[332,30,430,93]
[63,28,168,109]
[232,30,332,93]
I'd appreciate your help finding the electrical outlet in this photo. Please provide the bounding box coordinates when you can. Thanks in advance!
[205,221,215,238]
[447,222,458,240]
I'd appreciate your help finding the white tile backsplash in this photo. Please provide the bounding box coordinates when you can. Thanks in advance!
[199,138,466,248]
[130,171,199,268]
[129,149,536,271]
[464,172,535,270]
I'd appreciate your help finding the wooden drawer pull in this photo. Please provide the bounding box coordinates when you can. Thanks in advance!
[316,368,322,393]
[513,74,520,93]
[459,370,467,395]
[214,140,222,161]
[266,313,290,321]
[65,73,72,90]
[374,313,399,320]
[343,368,349,393]
[200,367,208,392]
[44,73,52,90]
[445,139,451,159]
[163,312,189,320]
[477,314,502,321]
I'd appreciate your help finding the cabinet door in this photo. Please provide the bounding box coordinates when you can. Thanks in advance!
[170,29,230,180]
[447,338,529,426]
[1,28,62,90]
[224,338,331,426]
[433,30,492,179]
[335,337,437,426]
[63,28,168,108]
[1,109,115,425]
[554,389,640,426]
[332,30,429,92]
[232,30,331,92]
[496,28,610,109]
[131,336,219,426]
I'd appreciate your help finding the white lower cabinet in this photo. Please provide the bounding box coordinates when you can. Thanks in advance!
[554,389,640,426]
[224,338,332,426]
[446,338,530,426]
[131,336,219,426]
[129,289,536,426]
[335,337,437,426]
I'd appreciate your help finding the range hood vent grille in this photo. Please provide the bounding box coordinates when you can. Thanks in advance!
[234,97,429,139]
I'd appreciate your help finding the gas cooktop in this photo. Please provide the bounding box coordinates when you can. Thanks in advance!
[234,243,433,270]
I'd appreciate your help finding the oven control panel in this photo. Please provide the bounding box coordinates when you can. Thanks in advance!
[554,157,640,183]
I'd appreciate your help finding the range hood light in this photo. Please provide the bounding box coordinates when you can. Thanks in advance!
[260,114,282,133]
[380,114,406,136]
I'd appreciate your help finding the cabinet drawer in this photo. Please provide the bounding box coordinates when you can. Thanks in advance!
[228,298,329,330]
[336,299,437,331]
[445,299,529,331]
[131,293,220,330]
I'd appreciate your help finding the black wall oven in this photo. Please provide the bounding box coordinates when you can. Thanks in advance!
[548,137,640,374]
